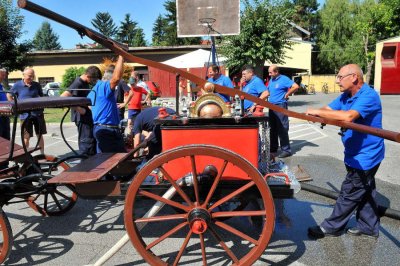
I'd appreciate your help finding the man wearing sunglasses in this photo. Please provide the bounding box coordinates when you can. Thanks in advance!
[306,64,384,239]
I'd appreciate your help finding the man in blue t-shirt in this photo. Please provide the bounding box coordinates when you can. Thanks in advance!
[241,65,267,110]
[207,64,233,102]
[264,65,299,158]
[87,56,126,153]
[8,68,46,154]
[307,64,384,239]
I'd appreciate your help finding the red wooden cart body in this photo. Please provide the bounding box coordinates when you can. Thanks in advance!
[161,122,259,181]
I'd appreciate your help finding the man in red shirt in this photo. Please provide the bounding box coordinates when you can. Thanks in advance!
[118,73,150,133]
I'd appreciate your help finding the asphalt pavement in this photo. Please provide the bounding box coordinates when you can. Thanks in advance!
[2,92,400,265]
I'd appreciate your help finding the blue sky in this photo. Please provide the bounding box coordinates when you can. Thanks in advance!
[16,0,326,49]
[16,0,168,49]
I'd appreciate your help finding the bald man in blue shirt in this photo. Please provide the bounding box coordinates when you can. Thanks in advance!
[307,64,384,239]
[263,65,299,158]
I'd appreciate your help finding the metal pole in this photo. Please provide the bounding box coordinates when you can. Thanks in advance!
[176,74,180,115]
[90,180,183,266]
[211,36,216,65]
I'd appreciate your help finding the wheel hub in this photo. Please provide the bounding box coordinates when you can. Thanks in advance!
[188,208,210,234]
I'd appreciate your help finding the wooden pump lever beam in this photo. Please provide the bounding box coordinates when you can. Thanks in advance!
[18,0,400,143]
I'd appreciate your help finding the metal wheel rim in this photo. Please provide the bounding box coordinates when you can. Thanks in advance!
[124,144,275,265]
[0,209,13,264]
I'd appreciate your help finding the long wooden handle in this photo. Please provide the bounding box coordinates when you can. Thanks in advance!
[18,0,400,143]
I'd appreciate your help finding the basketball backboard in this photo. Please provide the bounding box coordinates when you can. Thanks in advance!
[176,0,240,37]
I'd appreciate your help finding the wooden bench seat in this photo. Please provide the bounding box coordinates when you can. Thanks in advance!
[0,137,38,164]
[47,152,133,184]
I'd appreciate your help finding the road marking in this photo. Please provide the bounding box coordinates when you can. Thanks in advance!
[288,123,327,146]
[289,126,317,134]
[51,136,78,143]
[290,136,328,148]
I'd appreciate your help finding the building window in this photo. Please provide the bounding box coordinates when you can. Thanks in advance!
[38,77,55,87]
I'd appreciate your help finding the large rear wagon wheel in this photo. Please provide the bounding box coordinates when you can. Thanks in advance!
[124,145,275,265]
[0,208,13,264]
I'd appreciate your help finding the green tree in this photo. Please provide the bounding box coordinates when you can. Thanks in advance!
[314,0,397,76]
[116,14,138,46]
[315,0,354,73]
[154,0,201,46]
[132,28,146,47]
[220,0,294,76]
[380,0,400,36]
[152,14,168,46]
[0,0,32,73]
[286,0,319,40]
[32,21,61,50]
[351,0,395,83]
[91,12,118,38]
[61,66,86,89]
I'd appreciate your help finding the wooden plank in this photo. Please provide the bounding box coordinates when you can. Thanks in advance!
[0,137,22,157]
[0,137,37,163]
[48,153,129,184]
[292,165,312,182]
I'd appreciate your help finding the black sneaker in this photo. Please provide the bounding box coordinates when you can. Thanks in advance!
[278,151,292,158]
[308,226,341,239]
[346,227,378,239]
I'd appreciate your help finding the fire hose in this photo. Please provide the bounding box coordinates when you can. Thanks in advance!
[301,182,400,221]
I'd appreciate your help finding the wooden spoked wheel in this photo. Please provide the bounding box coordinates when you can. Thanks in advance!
[26,180,77,216]
[0,208,12,264]
[24,156,78,216]
[124,145,275,265]
[27,175,78,216]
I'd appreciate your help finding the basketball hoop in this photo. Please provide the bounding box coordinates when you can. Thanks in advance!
[198,18,216,27]
[176,0,239,37]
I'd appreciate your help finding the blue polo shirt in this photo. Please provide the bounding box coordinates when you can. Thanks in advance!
[87,80,120,126]
[266,75,294,104]
[208,75,233,102]
[0,84,7,101]
[10,80,44,119]
[329,84,384,170]
[242,76,267,110]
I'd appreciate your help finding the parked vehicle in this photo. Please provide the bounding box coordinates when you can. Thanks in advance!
[43,82,61,96]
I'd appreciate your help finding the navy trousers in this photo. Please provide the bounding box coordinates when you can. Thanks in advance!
[0,116,10,140]
[321,164,380,235]
[268,102,291,153]
[76,122,96,156]
[93,125,126,153]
